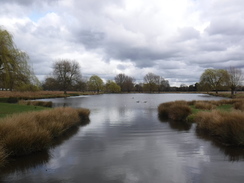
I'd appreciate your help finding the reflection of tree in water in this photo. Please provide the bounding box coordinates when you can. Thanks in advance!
[0,120,90,178]
[196,130,244,162]
[158,115,192,131]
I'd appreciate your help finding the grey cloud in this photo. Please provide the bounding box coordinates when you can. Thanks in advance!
[72,0,124,12]
[75,30,105,49]
[104,45,176,68]
[0,0,34,6]
[206,19,244,36]
[177,27,200,41]
[0,0,58,6]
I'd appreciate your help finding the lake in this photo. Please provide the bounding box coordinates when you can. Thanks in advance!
[0,93,244,183]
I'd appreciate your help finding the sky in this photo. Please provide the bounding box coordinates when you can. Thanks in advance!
[1,0,244,86]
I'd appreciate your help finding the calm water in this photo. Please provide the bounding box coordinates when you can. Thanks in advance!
[1,94,244,183]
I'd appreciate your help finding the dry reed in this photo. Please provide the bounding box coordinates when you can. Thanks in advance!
[0,107,90,166]
[19,100,52,107]
[0,146,7,167]
[194,101,216,110]
[158,100,192,121]
[233,100,244,111]
[195,110,244,145]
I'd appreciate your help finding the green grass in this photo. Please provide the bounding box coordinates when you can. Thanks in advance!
[186,103,233,123]
[216,104,233,111]
[0,102,48,118]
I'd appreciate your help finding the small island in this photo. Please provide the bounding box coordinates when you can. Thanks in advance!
[158,94,244,146]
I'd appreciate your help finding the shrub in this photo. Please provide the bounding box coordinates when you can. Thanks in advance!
[195,110,244,145]
[7,97,18,103]
[158,101,191,121]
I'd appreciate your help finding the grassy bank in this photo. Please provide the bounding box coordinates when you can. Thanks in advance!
[0,107,90,167]
[0,102,49,118]
[207,91,244,99]
[158,99,244,146]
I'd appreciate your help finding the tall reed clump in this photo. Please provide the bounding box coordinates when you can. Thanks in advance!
[158,101,192,121]
[0,107,90,166]
[233,100,244,111]
[195,110,244,146]
[19,100,52,107]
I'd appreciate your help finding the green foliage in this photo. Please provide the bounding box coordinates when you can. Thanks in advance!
[87,75,104,92]
[199,69,229,93]
[0,27,40,91]
[105,80,121,93]
[15,83,41,92]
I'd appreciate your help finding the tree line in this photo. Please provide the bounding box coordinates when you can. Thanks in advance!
[0,27,243,94]
[42,59,171,93]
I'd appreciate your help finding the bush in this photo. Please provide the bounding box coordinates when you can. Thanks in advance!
[7,97,18,103]
[158,101,191,121]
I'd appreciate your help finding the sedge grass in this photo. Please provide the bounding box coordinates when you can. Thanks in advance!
[158,101,191,121]
[19,100,52,107]
[158,98,244,146]
[195,110,244,146]
[0,107,90,166]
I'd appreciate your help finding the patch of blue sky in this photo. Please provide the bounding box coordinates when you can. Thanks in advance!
[29,11,47,22]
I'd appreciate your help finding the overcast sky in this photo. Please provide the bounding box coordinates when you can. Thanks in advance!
[1,0,244,86]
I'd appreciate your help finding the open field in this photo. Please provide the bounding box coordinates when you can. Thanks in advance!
[158,99,244,146]
[0,107,90,167]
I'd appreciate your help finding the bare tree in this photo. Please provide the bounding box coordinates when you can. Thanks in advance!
[227,67,243,96]
[160,78,170,91]
[53,59,81,94]
[115,73,135,92]
[143,72,159,93]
